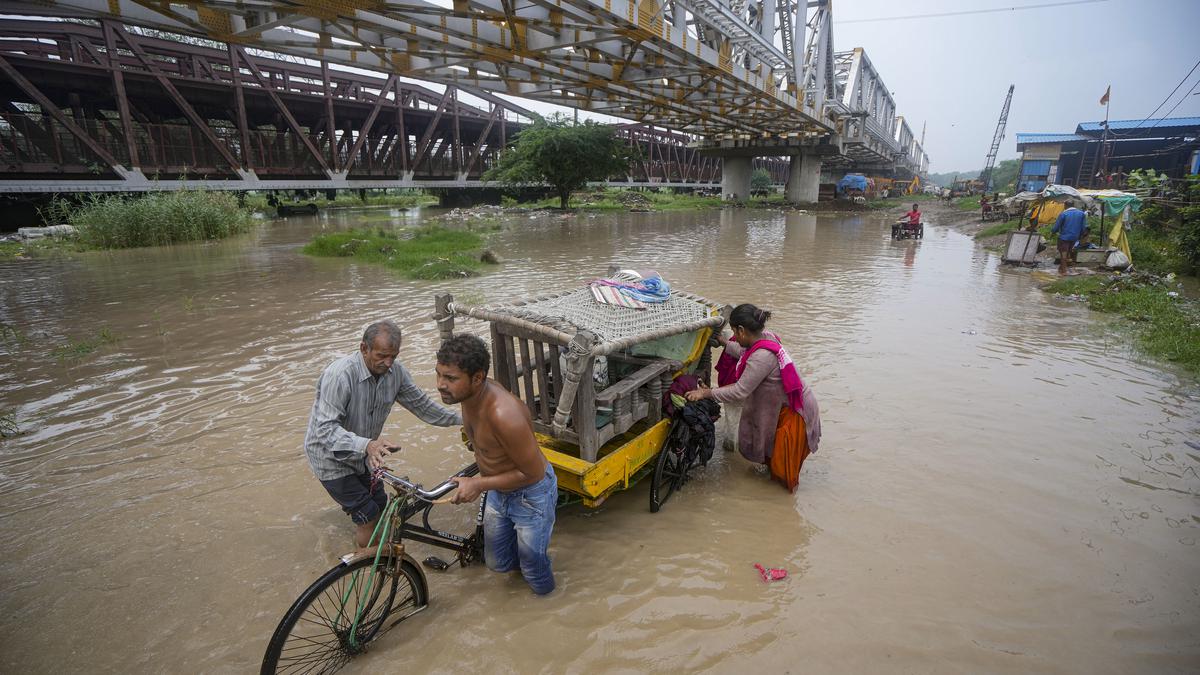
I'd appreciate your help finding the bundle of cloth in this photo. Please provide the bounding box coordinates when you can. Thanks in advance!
[588,269,671,309]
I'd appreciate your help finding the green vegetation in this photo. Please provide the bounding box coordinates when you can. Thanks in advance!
[976,219,1021,239]
[1043,273,1200,374]
[45,190,253,249]
[928,169,978,188]
[303,226,494,279]
[957,195,982,211]
[0,241,24,259]
[244,189,436,212]
[0,412,17,438]
[1133,175,1200,274]
[988,159,1020,194]
[751,168,774,193]
[521,188,725,211]
[485,114,635,209]
[51,327,119,360]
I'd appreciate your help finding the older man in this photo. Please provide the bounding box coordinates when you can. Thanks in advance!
[304,320,462,548]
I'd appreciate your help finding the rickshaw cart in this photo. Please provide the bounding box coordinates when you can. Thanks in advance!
[433,285,725,508]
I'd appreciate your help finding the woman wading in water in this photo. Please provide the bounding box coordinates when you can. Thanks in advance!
[686,304,821,491]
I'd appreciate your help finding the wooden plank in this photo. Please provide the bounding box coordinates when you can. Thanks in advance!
[503,333,520,396]
[595,361,671,405]
[573,358,598,462]
[489,322,511,393]
[518,338,537,417]
[533,421,578,444]
[532,341,551,424]
[549,346,563,403]
[491,321,568,346]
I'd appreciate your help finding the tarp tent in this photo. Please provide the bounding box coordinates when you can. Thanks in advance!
[1078,189,1143,264]
[1001,184,1094,225]
[837,174,869,194]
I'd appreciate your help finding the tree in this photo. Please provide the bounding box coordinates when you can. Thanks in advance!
[485,114,633,209]
[990,159,1020,193]
[751,168,773,194]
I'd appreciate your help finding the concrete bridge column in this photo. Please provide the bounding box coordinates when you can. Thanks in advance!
[721,156,752,201]
[785,152,821,204]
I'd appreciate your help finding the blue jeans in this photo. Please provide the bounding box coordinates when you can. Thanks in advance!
[483,467,557,594]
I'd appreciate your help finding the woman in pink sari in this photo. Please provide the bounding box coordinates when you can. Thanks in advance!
[685,304,821,492]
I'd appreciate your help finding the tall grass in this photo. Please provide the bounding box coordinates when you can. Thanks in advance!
[303,226,493,279]
[46,190,253,249]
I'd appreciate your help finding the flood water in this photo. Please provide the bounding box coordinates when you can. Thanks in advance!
[1,205,1198,673]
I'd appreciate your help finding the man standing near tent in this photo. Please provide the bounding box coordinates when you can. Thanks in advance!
[1052,200,1089,276]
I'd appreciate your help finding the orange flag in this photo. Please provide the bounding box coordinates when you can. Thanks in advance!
[1099,85,1111,106]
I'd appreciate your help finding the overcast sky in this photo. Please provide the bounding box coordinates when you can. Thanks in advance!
[835,0,1200,172]
[489,0,1200,173]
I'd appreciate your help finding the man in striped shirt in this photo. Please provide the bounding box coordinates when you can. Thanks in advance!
[304,320,462,548]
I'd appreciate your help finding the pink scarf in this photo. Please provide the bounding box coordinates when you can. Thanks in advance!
[715,333,806,412]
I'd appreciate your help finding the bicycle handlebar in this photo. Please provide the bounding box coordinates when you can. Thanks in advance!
[377,463,479,501]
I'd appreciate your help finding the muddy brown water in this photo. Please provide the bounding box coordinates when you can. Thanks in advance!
[1,206,1198,673]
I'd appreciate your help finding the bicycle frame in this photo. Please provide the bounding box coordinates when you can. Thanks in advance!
[376,463,486,567]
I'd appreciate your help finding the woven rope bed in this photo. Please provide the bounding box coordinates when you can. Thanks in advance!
[446,287,724,355]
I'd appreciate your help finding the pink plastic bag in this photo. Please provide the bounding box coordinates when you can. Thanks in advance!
[754,563,788,582]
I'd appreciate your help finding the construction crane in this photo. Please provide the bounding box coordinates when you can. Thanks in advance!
[979,85,1015,193]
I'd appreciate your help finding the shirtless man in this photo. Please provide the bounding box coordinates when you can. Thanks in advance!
[435,334,558,595]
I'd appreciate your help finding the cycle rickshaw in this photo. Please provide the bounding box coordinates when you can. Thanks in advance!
[262,281,727,673]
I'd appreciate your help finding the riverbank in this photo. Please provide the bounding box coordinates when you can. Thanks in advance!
[921,198,1200,375]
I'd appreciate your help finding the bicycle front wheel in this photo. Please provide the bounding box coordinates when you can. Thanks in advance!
[261,555,426,674]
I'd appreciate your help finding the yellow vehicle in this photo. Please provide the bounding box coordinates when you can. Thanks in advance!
[433,280,725,511]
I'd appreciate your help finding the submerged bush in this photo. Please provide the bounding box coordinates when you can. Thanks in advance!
[303,226,494,279]
[48,191,253,249]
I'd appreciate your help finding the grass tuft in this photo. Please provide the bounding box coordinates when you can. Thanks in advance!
[303,226,494,279]
[976,219,1021,239]
[51,327,119,360]
[0,412,17,437]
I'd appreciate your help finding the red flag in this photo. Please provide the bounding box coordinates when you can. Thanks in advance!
[1099,85,1110,106]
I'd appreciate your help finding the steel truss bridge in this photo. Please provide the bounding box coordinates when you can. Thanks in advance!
[0,0,926,197]
[0,18,785,192]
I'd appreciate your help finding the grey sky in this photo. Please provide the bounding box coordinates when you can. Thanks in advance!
[491,0,1200,174]
[835,0,1200,172]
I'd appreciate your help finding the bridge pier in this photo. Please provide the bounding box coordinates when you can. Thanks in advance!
[720,157,753,201]
[785,152,822,204]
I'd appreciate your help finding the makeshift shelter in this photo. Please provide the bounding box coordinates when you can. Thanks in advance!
[836,173,870,196]
[1001,184,1093,226]
[999,184,1141,268]
[1078,189,1143,265]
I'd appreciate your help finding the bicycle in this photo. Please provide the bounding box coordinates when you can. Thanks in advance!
[649,399,719,513]
[261,464,485,674]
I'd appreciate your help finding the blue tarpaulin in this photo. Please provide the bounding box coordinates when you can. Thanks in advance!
[837,174,868,193]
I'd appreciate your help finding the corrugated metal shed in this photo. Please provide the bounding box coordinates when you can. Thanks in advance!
[1015,133,1087,144]
[1076,116,1200,133]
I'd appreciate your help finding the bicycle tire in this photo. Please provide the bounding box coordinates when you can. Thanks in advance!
[261,555,426,674]
[649,419,691,513]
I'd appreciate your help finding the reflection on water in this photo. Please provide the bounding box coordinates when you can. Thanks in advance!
[1,205,1197,672]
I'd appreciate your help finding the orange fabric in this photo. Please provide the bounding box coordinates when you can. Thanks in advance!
[769,407,810,493]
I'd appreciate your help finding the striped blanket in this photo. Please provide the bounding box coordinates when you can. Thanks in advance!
[589,283,647,309]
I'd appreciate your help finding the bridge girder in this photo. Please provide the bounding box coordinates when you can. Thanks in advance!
[1,0,842,140]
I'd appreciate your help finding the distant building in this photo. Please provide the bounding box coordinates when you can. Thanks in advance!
[1014,116,1199,191]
